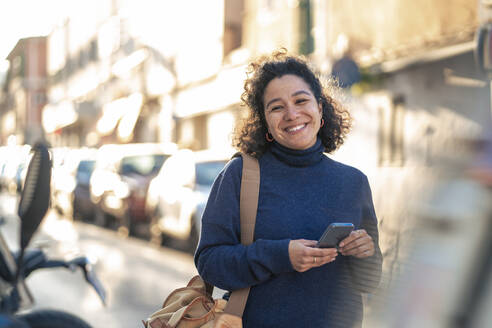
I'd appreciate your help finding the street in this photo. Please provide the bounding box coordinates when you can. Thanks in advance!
[0,192,198,328]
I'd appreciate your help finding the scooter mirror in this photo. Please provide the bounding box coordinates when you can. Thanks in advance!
[17,142,52,251]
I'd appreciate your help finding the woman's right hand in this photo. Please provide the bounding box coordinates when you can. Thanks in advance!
[288,239,338,272]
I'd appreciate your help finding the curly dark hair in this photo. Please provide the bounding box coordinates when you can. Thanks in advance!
[233,49,352,157]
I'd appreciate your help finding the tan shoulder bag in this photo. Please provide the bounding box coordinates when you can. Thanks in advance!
[143,153,260,328]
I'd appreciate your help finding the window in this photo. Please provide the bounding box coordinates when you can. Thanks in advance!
[119,154,168,176]
[89,39,98,61]
[12,55,24,77]
[78,49,89,69]
[32,92,46,107]
[195,161,227,187]
[176,115,207,150]
[224,0,244,57]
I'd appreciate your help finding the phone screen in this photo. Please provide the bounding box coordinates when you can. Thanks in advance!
[316,222,354,248]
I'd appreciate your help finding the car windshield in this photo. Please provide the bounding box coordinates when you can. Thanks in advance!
[77,160,95,174]
[120,154,168,176]
[195,161,227,187]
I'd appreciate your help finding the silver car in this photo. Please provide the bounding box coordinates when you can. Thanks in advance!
[146,149,232,252]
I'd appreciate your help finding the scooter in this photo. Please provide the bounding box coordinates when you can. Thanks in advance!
[0,142,106,327]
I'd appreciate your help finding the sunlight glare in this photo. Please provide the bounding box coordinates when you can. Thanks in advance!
[41,212,78,243]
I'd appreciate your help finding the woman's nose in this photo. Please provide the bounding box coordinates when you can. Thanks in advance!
[283,104,299,120]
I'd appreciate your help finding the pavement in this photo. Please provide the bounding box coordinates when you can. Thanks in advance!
[0,191,198,328]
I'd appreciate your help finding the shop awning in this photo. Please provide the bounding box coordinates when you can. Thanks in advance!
[174,64,245,118]
[96,93,143,141]
[42,101,78,133]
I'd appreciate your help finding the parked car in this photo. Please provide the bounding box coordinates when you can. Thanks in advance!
[72,155,97,221]
[89,143,177,237]
[51,147,97,219]
[145,149,232,251]
[0,145,31,194]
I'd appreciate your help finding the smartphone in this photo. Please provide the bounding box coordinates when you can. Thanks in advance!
[316,222,355,248]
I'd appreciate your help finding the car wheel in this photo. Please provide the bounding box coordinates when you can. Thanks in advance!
[186,219,200,254]
[93,207,107,227]
[72,199,80,220]
[73,207,82,221]
[168,219,199,254]
[118,212,133,237]
[148,204,164,245]
[72,199,87,222]
[149,214,164,246]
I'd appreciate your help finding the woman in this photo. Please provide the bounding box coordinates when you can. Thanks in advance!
[194,50,382,328]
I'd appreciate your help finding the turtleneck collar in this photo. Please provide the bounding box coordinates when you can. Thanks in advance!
[269,138,324,167]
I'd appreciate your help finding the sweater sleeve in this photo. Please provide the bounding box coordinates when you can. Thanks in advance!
[194,157,294,291]
[348,175,383,294]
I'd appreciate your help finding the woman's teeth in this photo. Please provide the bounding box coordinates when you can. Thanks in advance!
[286,124,306,132]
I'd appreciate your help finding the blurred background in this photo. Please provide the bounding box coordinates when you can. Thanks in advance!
[1,0,492,327]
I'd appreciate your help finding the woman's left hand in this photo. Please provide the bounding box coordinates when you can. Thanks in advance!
[338,229,374,258]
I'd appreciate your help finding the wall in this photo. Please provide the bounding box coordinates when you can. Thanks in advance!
[331,50,491,290]
[326,0,478,65]
[242,0,298,55]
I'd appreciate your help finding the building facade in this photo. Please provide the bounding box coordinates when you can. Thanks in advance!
[2,37,47,145]
[43,0,173,147]
[311,0,488,288]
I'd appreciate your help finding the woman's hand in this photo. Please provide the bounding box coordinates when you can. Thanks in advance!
[339,229,374,258]
[288,239,338,272]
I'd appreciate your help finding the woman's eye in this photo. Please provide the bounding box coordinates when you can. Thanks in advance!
[271,106,282,111]
[295,99,308,104]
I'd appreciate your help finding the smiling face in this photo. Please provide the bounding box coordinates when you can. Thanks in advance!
[263,74,322,150]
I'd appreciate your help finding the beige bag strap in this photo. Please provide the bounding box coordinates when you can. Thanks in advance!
[223,153,260,317]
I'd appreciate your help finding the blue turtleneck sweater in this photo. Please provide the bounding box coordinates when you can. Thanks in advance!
[195,139,382,328]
